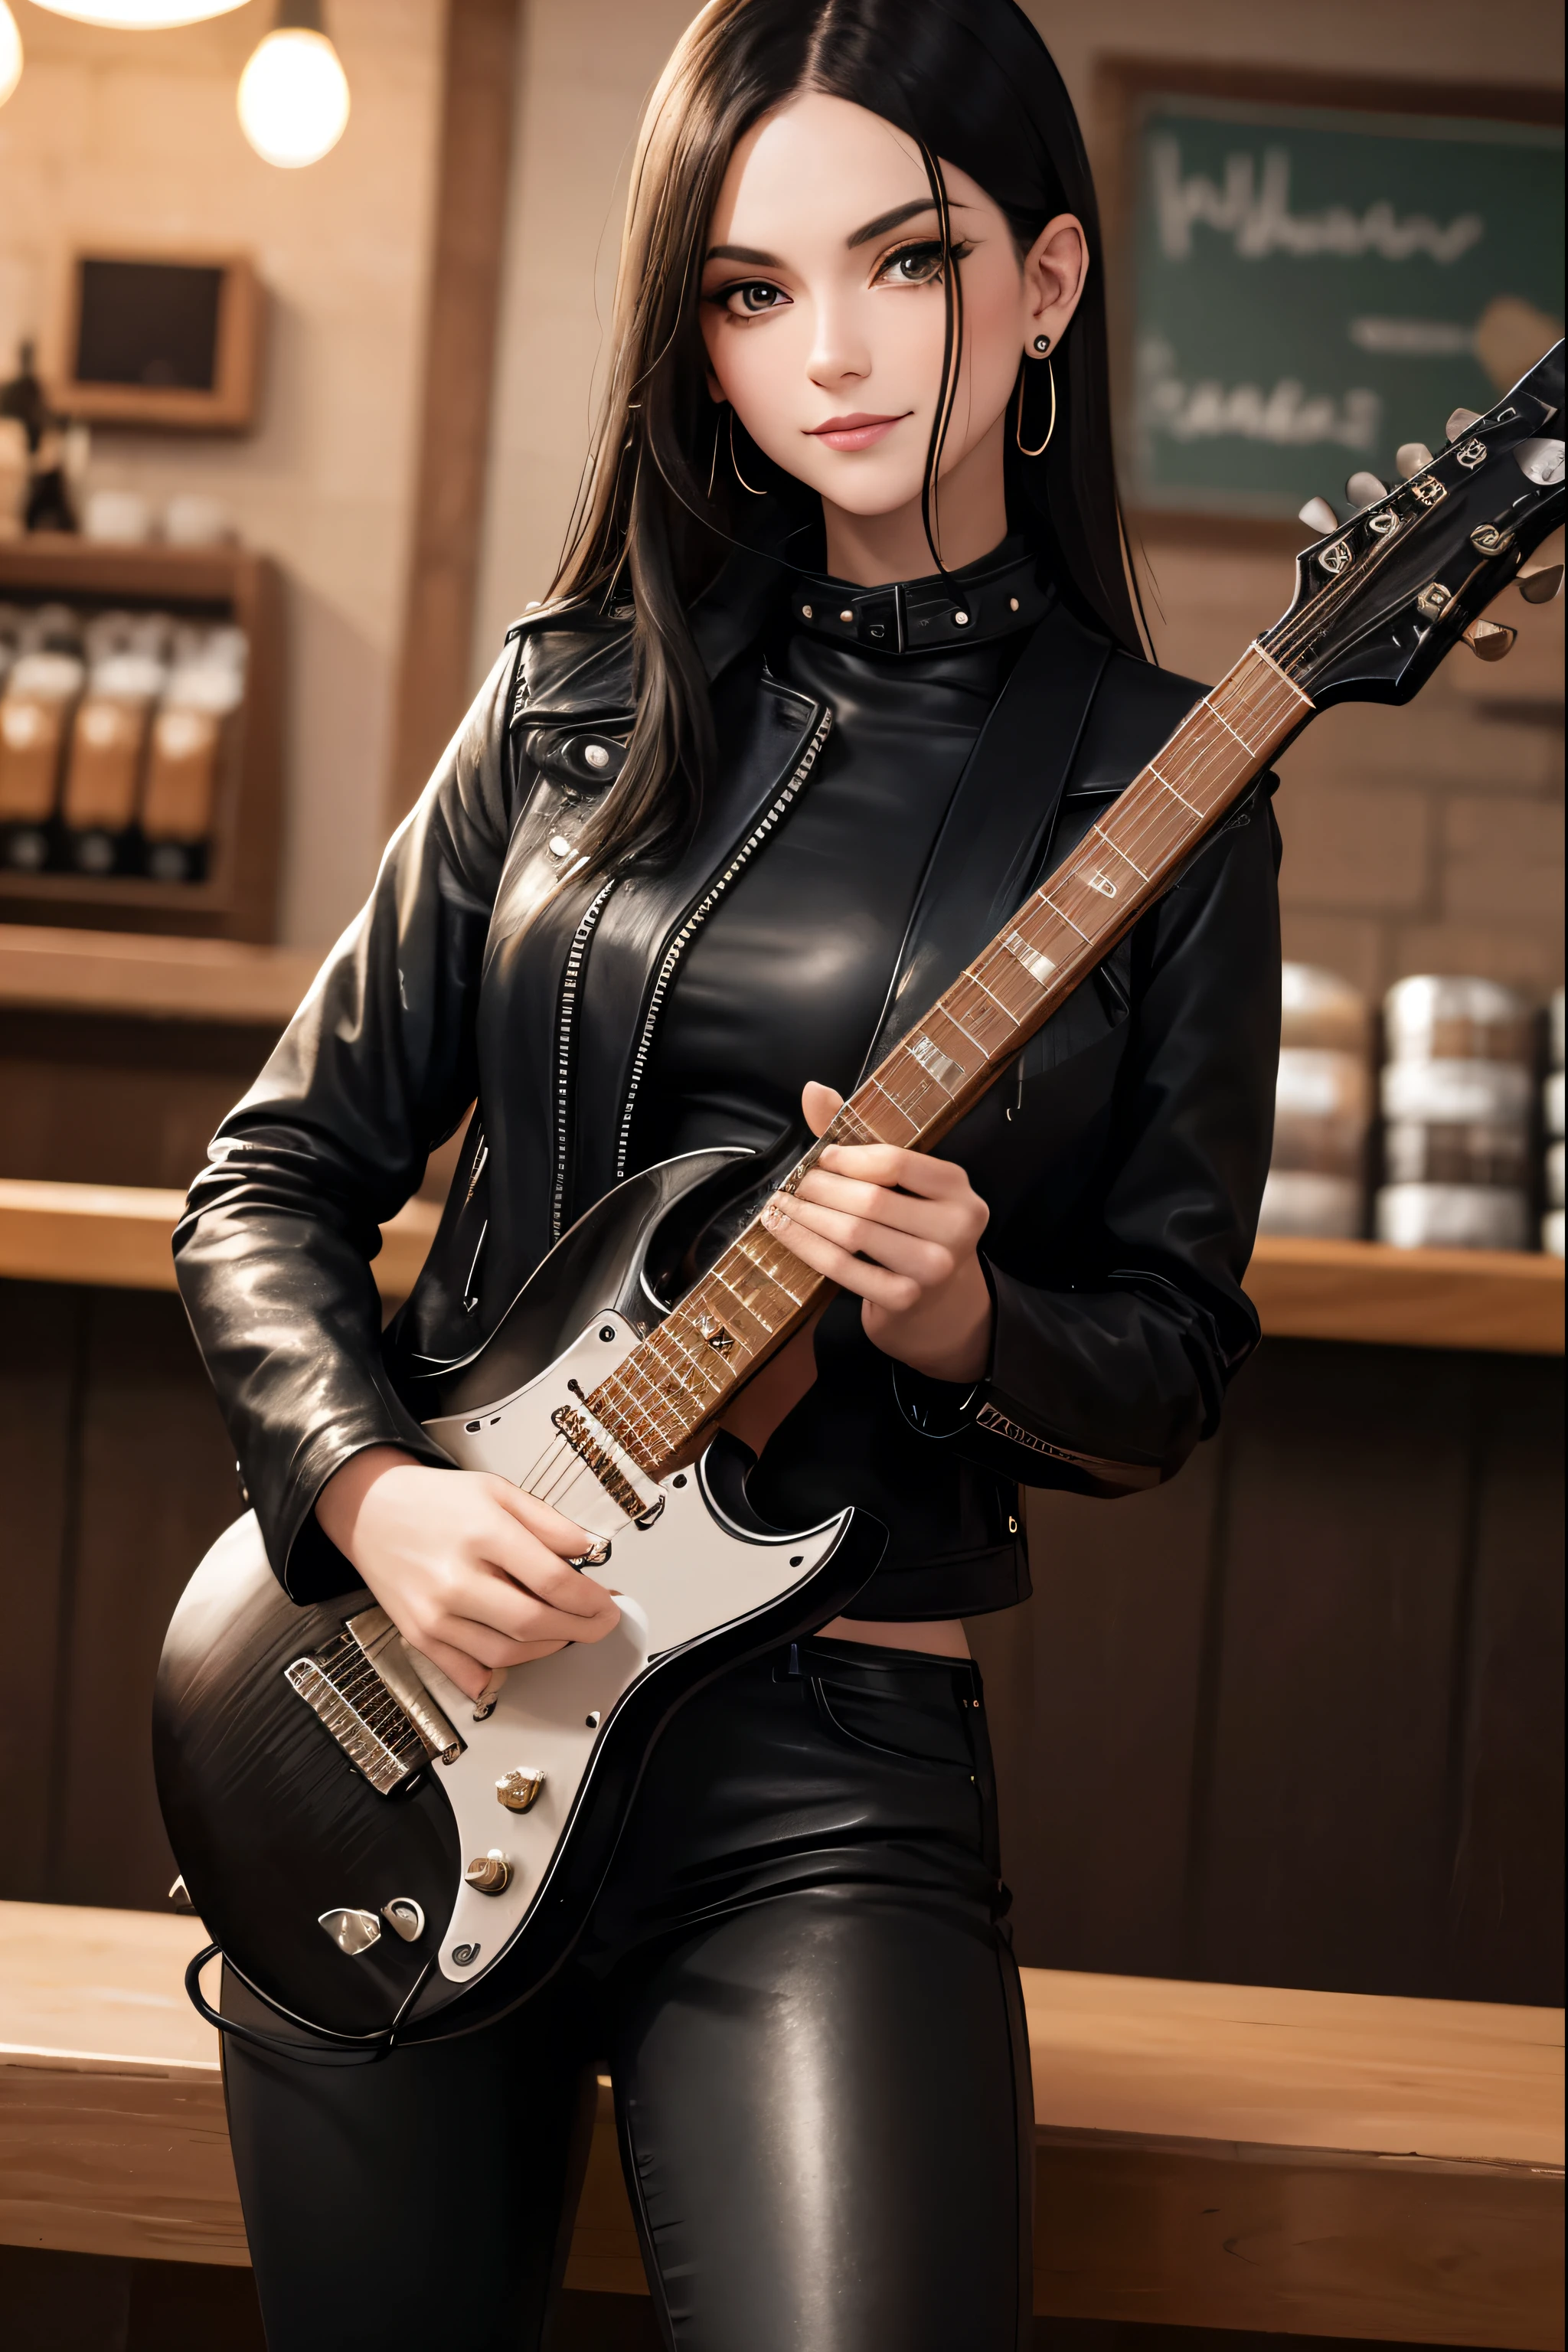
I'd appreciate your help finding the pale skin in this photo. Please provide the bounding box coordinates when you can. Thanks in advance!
[316,91,1089,1692]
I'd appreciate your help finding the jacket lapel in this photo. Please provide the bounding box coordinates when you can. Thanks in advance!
[861,600,1111,1073]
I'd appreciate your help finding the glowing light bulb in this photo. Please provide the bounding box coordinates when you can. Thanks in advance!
[238,26,349,169]
[29,2,250,24]
[0,2,22,110]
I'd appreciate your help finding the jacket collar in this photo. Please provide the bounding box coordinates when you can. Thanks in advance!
[784,541,1049,658]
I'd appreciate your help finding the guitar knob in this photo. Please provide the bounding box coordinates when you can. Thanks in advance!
[465,1850,512,1895]
[1517,564,1564,604]
[1346,471,1387,507]
[1446,407,1482,443]
[1462,619,1517,661]
[495,1767,547,1814]
[1396,441,1435,479]
[1298,496,1338,536]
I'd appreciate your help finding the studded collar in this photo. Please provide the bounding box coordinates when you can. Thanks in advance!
[784,538,1050,657]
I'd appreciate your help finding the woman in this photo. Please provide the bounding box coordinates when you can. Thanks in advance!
[176,2,1279,2344]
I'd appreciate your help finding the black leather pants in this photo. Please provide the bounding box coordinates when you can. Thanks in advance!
[220,1638,1034,2350]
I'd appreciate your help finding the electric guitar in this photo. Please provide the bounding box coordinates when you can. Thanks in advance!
[155,348,1565,2056]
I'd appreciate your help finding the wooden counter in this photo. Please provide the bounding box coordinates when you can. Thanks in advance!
[0,1177,1560,1349]
[1,1900,1558,2343]
[0,922,316,1027]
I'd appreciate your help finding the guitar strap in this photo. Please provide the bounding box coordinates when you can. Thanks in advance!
[860,597,1112,1077]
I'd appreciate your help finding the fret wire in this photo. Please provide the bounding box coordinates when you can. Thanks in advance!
[599,1360,681,1443]
[708,1269,777,1345]
[613,1348,691,1429]
[864,1073,921,1137]
[646,1320,733,1403]
[1040,888,1093,943]
[596,1375,675,1454]
[1090,821,1149,883]
[665,1308,754,1379]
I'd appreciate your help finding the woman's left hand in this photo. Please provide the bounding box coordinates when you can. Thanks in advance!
[762,1081,994,1385]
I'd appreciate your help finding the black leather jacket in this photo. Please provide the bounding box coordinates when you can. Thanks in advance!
[175,554,1282,1618]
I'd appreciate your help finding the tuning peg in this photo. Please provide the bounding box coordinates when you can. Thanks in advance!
[1517,564,1564,604]
[1346,470,1387,508]
[1446,407,1482,443]
[1298,496,1339,536]
[1396,441,1435,479]
[1462,618,1517,661]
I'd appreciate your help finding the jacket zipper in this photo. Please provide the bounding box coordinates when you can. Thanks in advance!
[550,878,619,1239]
[612,704,832,1182]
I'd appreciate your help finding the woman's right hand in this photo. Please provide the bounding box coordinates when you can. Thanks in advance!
[314,1447,620,1704]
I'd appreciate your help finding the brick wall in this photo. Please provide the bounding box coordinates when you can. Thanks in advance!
[1139,531,1566,1005]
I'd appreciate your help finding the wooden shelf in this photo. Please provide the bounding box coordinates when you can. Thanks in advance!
[0,920,316,1025]
[0,1179,439,1301]
[1246,1234,1564,1355]
[0,1184,1560,1350]
[0,537,285,942]
[2,1899,1558,2342]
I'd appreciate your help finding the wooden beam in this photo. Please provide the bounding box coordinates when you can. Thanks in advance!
[386,0,522,830]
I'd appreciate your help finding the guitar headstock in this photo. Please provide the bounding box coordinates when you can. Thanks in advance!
[1259,339,1564,709]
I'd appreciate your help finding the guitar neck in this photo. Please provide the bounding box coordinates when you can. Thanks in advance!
[585,642,1312,1478]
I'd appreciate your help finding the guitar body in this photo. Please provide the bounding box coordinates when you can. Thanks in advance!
[154,1148,887,2046]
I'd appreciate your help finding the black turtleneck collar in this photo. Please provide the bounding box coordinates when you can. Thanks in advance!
[784,534,1050,657]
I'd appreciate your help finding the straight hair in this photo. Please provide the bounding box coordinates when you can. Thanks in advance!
[548,0,1144,874]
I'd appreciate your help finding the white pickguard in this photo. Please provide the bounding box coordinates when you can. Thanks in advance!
[416,1313,847,1983]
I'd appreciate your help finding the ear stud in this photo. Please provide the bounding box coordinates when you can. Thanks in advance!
[1033,335,1051,354]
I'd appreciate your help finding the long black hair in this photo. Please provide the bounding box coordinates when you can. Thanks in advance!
[550,0,1142,873]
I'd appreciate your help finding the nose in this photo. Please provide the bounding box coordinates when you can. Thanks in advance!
[805,287,871,395]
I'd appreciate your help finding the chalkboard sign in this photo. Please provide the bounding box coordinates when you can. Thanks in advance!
[1123,90,1563,518]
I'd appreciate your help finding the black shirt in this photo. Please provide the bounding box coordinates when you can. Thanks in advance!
[633,539,1049,1170]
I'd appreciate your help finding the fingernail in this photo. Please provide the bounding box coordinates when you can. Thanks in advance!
[763,1201,786,1230]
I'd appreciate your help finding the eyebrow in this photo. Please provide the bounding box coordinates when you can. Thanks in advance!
[704,194,969,271]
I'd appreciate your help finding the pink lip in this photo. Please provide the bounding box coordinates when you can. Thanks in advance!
[806,412,909,452]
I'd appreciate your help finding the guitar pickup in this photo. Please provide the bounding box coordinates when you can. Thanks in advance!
[284,1608,463,1796]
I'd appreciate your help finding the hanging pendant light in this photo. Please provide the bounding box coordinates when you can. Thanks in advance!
[28,2,250,24]
[0,4,22,113]
[238,0,348,170]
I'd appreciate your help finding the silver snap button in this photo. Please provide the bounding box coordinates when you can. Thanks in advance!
[838,609,853,622]
[952,609,970,626]
[548,834,571,859]
[1009,596,1019,612]
[583,741,609,769]
[801,603,813,619]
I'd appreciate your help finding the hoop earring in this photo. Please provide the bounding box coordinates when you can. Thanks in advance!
[1015,356,1056,459]
[730,406,766,496]
[707,410,722,502]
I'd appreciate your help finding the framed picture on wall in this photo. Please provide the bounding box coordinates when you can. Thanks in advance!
[50,250,264,433]
[1095,64,1564,528]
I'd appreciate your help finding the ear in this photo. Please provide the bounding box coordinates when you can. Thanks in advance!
[1021,212,1089,358]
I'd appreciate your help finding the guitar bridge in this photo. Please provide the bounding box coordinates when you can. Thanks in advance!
[285,1608,463,1796]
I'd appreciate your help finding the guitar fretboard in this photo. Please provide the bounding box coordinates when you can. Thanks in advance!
[584,644,1311,1479]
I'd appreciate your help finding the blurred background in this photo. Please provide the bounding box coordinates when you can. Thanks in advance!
[0,8,1561,2347]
